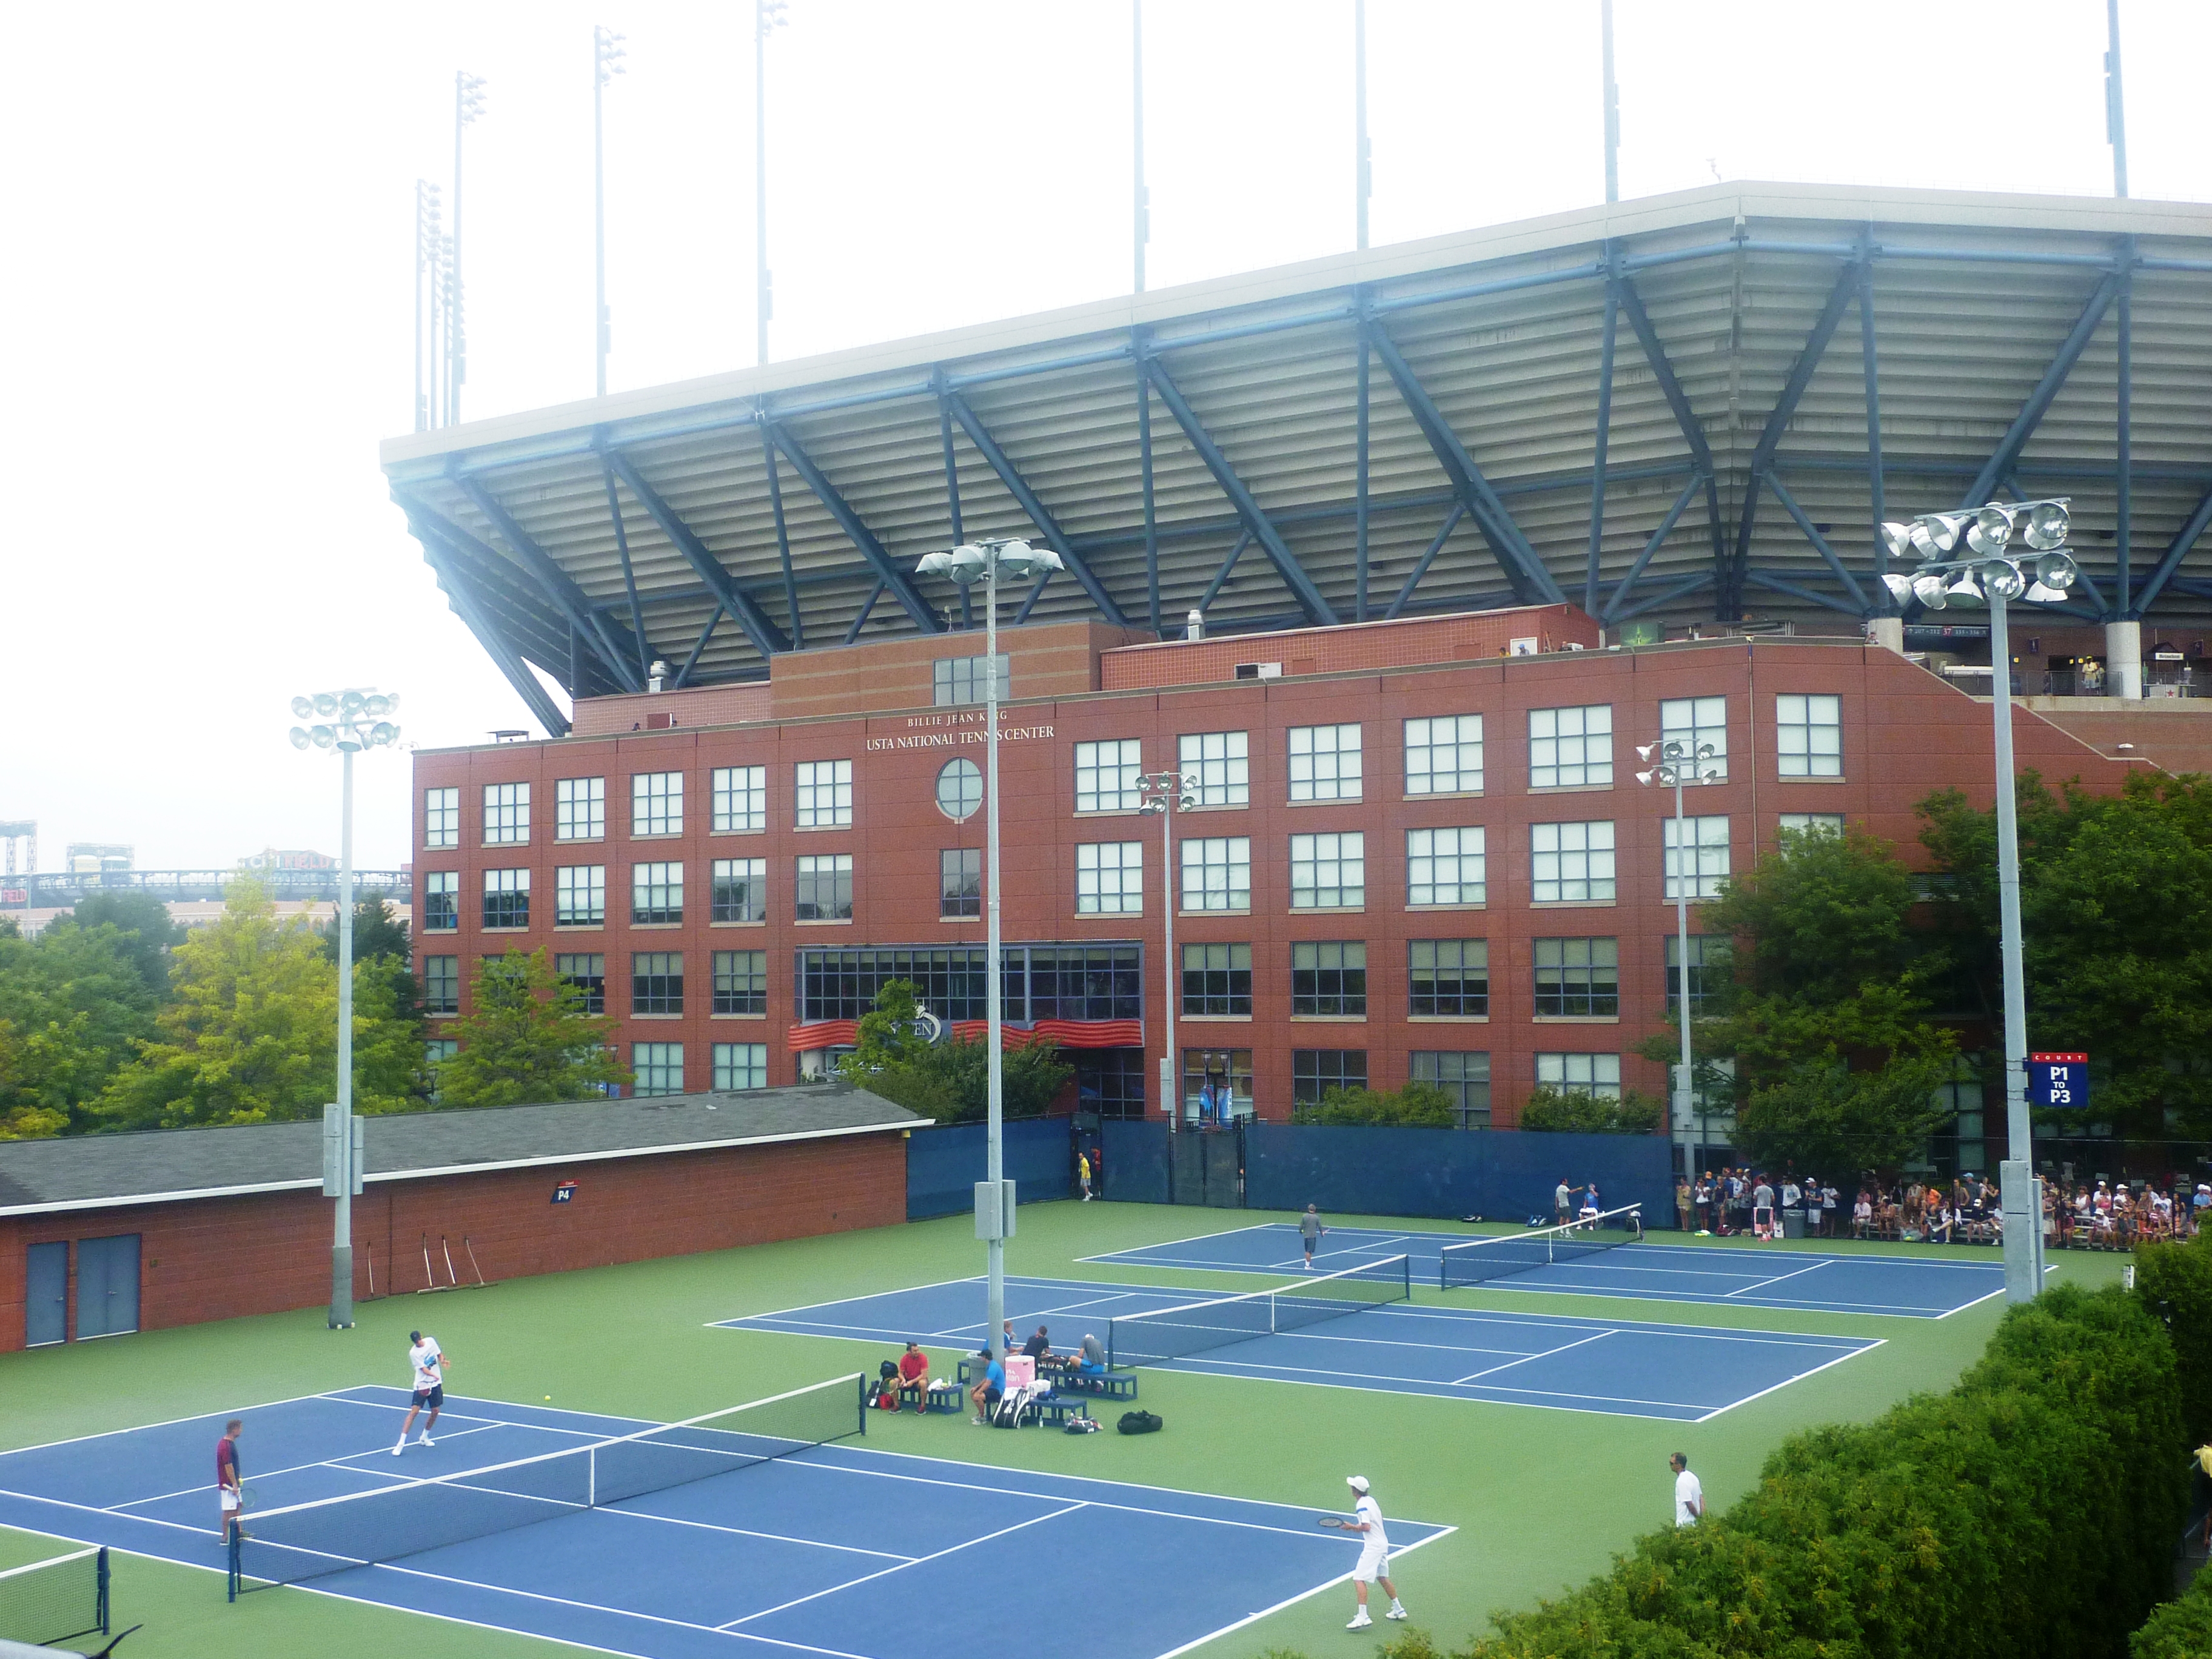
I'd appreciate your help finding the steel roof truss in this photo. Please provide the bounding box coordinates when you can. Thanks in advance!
[759,419,806,650]
[1384,503,1469,620]
[2132,485,2212,617]
[1611,570,1712,623]
[601,461,655,682]
[1613,277,1728,610]
[1960,269,2121,509]
[845,579,887,644]
[601,447,795,658]
[674,605,723,687]
[1761,471,1871,615]
[1586,270,1621,617]
[762,424,942,634]
[1198,529,1255,615]
[933,386,971,631]
[451,477,646,693]
[1743,569,1866,616]
[1600,472,1706,625]
[1857,256,1891,612]
[414,528,573,736]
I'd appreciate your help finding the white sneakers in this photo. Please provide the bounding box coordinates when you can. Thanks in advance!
[1386,1606,1408,1620]
[393,1432,436,1454]
[418,1432,434,1446]
[1347,1615,1372,1631]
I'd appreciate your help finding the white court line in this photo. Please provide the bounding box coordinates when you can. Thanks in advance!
[1073,1221,1288,1262]
[1359,1301,1877,1349]
[1693,1338,1888,1422]
[0,1386,365,1461]
[1149,1357,1716,1416]
[1724,1258,1836,1297]
[1453,1327,1619,1384]
[595,1503,914,1561]
[110,1427,510,1511]
[1151,1525,1459,1659]
[1470,1281,1954,1318]
[712,1272,985,1326]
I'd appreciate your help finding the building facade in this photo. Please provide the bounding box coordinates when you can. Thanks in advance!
[408,608,2139,1142]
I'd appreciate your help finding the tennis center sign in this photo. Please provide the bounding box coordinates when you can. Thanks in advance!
[2027,1053,2090,1110]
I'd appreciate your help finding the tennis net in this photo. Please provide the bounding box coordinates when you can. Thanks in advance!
[0,1545,108,1646]
[229,1374,863,1596]
[1108,1255,1410,1370]
[1438,1205,1643,1289]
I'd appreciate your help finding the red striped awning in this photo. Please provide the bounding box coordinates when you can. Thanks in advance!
[786,1019,1141,1053]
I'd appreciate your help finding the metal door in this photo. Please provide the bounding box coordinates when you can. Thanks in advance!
[74,1235,140,1339]
[25,1242,66,1347]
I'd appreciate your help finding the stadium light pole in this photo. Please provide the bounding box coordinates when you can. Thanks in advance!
[1634,740,1720,1181]
[914,538,1062,1362]
[1881,499,2080,1305]
[1131,0,1147,293]
[450,72,488,424]
[1353,0,1370,250]
[1138,768,1199,1133]
[755,0,786,366]
[413,181,441,432]
[594,27,626,398]
[288,691,403,1330]
[2106,0,2128,199]
[1600,0,1620,204]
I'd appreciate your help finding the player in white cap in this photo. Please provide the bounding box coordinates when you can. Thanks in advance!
[1322,1475,1406,1629]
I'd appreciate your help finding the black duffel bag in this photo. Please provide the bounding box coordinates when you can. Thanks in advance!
[1118,1409,1163,1435]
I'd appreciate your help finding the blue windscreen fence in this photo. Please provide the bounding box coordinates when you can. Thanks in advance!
[907,1118,1077,1220]
[1101,1120,1172,1205]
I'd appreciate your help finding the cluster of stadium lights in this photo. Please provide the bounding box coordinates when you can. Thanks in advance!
[1632,739,1720,791]
[288,691,401,754]
[1876,497,2080,611]
[914,537,1064,587]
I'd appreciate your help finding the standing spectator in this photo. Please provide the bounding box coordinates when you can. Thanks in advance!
[1676,1176,1693,1234]
[1079,1147,1093,1201]
[1780,1177,1801,1235]
[1670,1453,1704,1527]
[1195,1075,1218,1130]
[2193,1184,2211,1237]
[1555,1178,1575,1226]
[1821,1180,1840,1238]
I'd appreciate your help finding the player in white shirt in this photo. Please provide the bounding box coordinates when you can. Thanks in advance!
[1324,1475,1406,1629]
[394,1330,448,1455]
[1670,1452,1704,1527]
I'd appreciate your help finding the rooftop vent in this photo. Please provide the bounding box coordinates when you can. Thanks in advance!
[1233,662,1282,680]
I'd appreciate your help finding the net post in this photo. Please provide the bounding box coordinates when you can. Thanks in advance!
[226,1531,239,1603]
[98,1546,110,1633]
[588,1446,597,1510]
[1400,1252,1410,1302]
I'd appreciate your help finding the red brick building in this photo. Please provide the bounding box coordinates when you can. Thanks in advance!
[407,608,2139,1160]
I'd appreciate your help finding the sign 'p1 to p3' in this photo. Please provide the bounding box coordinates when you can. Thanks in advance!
[2028,1053,2090,1110]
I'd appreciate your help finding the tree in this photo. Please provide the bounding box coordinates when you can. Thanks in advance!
[429,948,628,1108]
[58,891,184,997]
[319,895,421,1026]
[0,914,167,1136]
[1295,1082,1457,1127]
[96,878,424,1129]
[1518,1086,1666,1134]
[837,979,1072,1125]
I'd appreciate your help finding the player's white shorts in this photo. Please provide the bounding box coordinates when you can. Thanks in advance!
[1353,1543,1389,1583]
[219,1489,240,1513]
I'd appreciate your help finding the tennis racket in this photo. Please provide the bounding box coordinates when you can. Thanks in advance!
[1316,1514,1352,1529]
[236,1484,260,1510]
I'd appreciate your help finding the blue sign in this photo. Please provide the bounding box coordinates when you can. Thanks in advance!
[2028,1053,2090,1110]
[552,1180,578,1204]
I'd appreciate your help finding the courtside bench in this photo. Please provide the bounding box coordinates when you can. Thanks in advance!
[959,1357,1139,1401]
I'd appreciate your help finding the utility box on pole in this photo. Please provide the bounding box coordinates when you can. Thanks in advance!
[973,1179,1016,1241]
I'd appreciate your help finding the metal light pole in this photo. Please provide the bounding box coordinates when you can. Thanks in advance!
[2106,0,2128,199]
[593,27,626,397]
[449,72,487,424]
[915,539,1061,1362]
[1353,0,1370,250]
[755,0,786,366]
[1138,769,1198,1132]
[1600,0,1620,204]
[1883,498,2078,1304]
[1131,0,1148,293]
[1634,739,1718,1178]
[413,181,441,432]
[289,691,403,1329]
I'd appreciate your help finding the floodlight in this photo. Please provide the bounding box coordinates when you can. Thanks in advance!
[1911,572,1951,610]
[313,693,339,717]
[2024,581,2071,604]
[340,690,366,716]
[2023,499,2071,551]
[1943,572,1988,609]
[1635,743,1658,763]
[648,660,671,680]
[289,727,312,750]
[1981,560,2026,600]
[363,694,390,717]
[1879,522,1917,561]
[1634,769,1656,785]
[1910,512,1972,557]
[1881,572,1916,606]
[310,725,337,749]
[1966,504,2016,558]
[2033,551,2079,592]
[370,723,399,746]
[291,695,315,719]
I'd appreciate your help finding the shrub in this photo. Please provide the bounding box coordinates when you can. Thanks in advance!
[2133,1569,2212,1659]
[1293,1082,1457,1127]
[2135,1228,2212,1449]
[1518,1085,1665,1135]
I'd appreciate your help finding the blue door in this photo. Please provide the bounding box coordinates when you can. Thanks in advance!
[74,1235,140,1339]
[25,1242,67,1347]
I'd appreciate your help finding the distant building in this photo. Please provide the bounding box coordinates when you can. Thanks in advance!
[65,843,132,874]
[240,847,338,872]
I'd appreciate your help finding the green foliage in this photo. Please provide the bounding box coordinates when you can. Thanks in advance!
[2134,1228,2212,1449]
[2132,1570,2212,1659]
[430,948,628,1108]
[95,878,425,1129]
[836,978,1072,1125]
[1518,1085,1664,1135]
[1922,773,2212,1137]
[318,894,412,965]
[1707,823,1926,1004]
[0,910,170,1136]
[1295,1081,1457,1127]
[57,891,184,996]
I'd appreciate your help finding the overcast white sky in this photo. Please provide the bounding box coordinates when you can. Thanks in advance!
[2,1,2207,872]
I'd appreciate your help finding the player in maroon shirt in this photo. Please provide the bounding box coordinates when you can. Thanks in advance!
[215,1419,243,1541]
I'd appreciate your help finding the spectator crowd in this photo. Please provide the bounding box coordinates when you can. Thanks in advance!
[1676,1167,2212,1248]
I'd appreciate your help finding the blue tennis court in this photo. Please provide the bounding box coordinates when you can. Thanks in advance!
[716,1275,1882,1421]
[1082,1224,2014,1318]
[0,1385,1450,1659]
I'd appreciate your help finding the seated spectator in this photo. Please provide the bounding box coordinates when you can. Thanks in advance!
[968,1347,1004,1424]
[1853,1190,1873,1238]
[897,1339,930,1401]
[1926,1203,1952,1244]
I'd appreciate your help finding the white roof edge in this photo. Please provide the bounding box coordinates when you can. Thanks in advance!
[377,180,2212,472]
[0,1118,913,1218]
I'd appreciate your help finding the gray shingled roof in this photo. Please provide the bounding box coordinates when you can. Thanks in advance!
[0,1085,921,1216]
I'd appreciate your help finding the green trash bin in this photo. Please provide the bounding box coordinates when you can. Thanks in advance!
[1783,1206,1807,1239]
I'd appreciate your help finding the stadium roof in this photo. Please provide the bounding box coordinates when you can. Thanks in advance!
[380,180,2212,734]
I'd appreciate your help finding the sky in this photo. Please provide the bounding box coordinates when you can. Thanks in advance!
[2,1,2207,873]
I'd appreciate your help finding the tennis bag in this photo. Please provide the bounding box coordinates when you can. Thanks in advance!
[1118,1409,1163,1435]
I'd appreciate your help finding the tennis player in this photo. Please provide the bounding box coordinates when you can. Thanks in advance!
[1327,1475,1406,1629]
[215,1418,244,1541]
[1299,1204,1327,1269]
[394,1330,447,1453]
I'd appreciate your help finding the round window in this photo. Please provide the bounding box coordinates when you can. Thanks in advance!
[936,757,982,821]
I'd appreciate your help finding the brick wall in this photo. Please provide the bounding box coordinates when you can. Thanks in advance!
[571,683,774,737]
[1099,605,1603,689]
[1,1130,904,1353]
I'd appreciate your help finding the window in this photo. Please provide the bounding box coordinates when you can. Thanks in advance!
[1660,697,1729,780]
[424,788,460,850]
[481,868,530,929]
[1075,740,1144,813]
[1292,942,1367,1017]
[556,777,605,841]
[1661,815,1730,900]
[632,1042,684,1097]
[796,854,853,920]
[422,870,459,931]
[1290,832,1364,909]
[712,766,766,833]
[1534,937,1620,1017]
[1777,694,1843,777]
[936,759,981,822]
[1179,731,1249,807]
[796,945,1140,1024]
[1022,945,1144,1021]
[632,952,684,1016]
[1182,943,1252,1016]
[1529,705,1612,789]
[796,760,853,828]
[1666,936,1726,1016]
[934,653,1010,706]
[1779,813,1845,838]
[555,865,605,927]
[483,782,529,845]
[1182,1048,1254,1120]
[1405,714,1483,796]
[1407,826,1486,906]
[712,858,767,923]
[713,1042,768,1092]
[632,771,683,837]
[1532,820,1615,902]
[1413,1051,1492,1128]
[555,952,605,1014]
[1409,940,1488,1017]
[423,955,460,1015]
[1933,1057,1986,1173]
[1293,1049,1367,1106]
[1076,842,1143,914]
[1074,1050,1150,1121]
[712,950,767,1015]
[632,862,683,925]
[1181,837,1251,912]
[1289,724,1362,802]
[940,849,980,919]
[1537,1051,1621,1099]
[423,1037,458,1064]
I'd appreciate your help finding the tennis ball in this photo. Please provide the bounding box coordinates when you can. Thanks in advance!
[544,1395,552,1401]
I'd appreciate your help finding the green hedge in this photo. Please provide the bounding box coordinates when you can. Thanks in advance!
[2134,1230,2212,1450]
[1353,1285,2182,1659]
[2132,1567,2212,1659]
